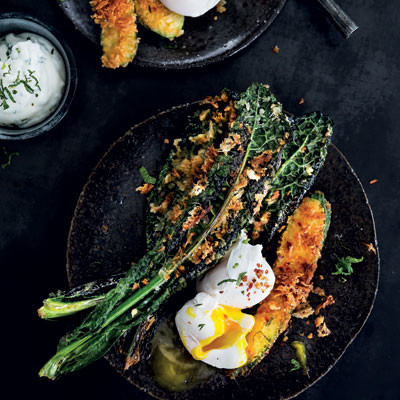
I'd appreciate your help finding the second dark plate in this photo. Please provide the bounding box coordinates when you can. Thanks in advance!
[59,0,287,69]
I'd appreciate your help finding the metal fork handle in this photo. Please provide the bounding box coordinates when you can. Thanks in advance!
[316,0,359,38]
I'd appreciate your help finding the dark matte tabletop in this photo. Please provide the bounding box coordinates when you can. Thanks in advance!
[0,0,398,399]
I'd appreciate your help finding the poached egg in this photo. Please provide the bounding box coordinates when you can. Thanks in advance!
[175,292,254,369]
[197,232,275,309]
[160,0,220,17]
[175,232,275,369]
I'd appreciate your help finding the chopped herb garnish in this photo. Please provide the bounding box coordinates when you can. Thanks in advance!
[232,263,239,269]
[241,290,245,295]
[198,324,205,331]
[1,149,19,170]
[139,166,156,184]
[28,70,41,91]
[236,272,247,285]
[242,238,250,244]
[289,359,301,372]
[194,303,202,307]
[3,64,11,76]
[7,71,36,95]
[332,256,363,277]
[217,278,236,286]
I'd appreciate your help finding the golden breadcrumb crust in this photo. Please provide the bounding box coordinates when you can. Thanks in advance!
[91,0,139,68]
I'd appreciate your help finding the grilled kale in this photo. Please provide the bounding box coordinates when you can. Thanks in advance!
[250,112,333,241]
[39,83,293,379]
[38,83,333,380]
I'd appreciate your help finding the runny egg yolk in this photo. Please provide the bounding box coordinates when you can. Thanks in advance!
[187,305,253,365]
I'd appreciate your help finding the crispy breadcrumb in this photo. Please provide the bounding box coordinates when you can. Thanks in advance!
[91,0,139,68]
[361,242,377,255]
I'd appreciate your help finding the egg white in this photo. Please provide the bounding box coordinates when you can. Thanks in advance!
[160,0,220,17]
[197,231,275,309]
[175,292,255,369]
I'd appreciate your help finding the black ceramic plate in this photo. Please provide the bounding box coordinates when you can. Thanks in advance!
[59,0,287,69]
[67,102,379,399]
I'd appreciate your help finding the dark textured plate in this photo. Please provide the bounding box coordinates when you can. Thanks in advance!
[67,102,379,399]
[59,0,287,69]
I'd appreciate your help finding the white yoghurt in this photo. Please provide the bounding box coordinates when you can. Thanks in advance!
[0,33,66,129]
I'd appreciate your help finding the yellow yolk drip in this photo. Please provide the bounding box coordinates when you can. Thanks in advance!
[202,317,243,352]
[188,306,254,367]
[186,307,196,318]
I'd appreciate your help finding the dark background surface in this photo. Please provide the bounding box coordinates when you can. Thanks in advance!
[0,0,398,399]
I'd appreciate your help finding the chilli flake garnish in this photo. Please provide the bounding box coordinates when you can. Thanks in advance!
[198,323,205,330]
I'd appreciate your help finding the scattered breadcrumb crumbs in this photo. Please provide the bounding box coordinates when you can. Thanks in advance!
[141,278,149,285]
[319,275,324,280]
[361,242,377,255]
[315,295,335,315]
[214,16,218,20]
[164,138,169,144]
[317,322,331,337]
[369,179,378,184]
[312,286,326,297]
[136,183,154,195]
[315,316,324,328]
[306,321,310,325]
[278,224,286,233]
[292,302,314,319]
[307,333,313,339]
[282,335,289,342]
[216,0,226,13]
[132,283,139,291]
[299,97,305,105]
[272,45,280,53]
[299,333,304,337]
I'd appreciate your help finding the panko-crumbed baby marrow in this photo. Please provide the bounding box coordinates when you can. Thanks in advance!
[235,191,331,376]
[91,0,139,68]
[136,0,184,39]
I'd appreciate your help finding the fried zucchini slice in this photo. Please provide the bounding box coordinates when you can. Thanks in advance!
[236,192,331,375]
[91,0,139,69]
[135,0,184,39]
